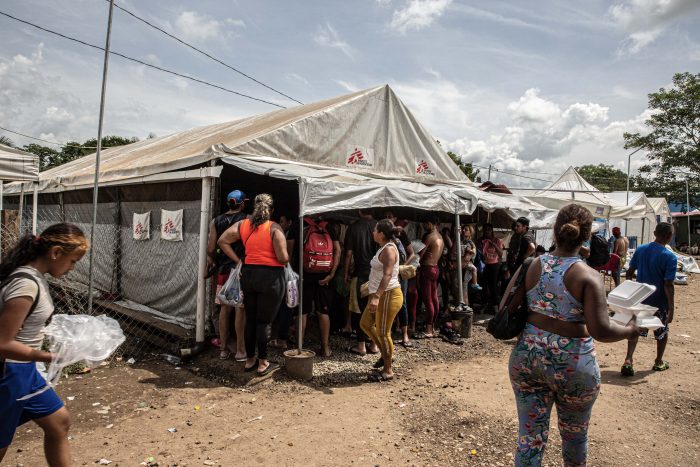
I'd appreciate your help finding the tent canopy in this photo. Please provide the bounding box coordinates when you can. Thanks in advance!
[0,144,39,182]
[607,191,653,220]
[649,197,672,221]
[523,166,614,218]
[7,85,468,194]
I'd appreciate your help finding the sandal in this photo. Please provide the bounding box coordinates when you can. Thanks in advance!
[401,340,414,348]
[244,359,259,372]
[346,345,366,356]
[234,353,247,362]
[652,361,670,372]
[373,357,384,369]
[620,363,635,376]
[413,332,434,340]
[367,371,394,382]
[256,362,280,377]
[219,350,231,360]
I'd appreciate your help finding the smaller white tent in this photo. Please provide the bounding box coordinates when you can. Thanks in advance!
[0,144,39,182]
[523,166,615,218]
[607,191,656,245]
[649,197,672,223]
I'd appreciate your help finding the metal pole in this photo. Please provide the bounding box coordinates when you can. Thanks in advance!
[454,212,463,304]
[297,182,304,353]
[87,0,114,313]
[195,177,212,344]
[626,152,631,235]
[687,178,691,246]
[18,185,24,234]
[31,182,38,235]
[487,165,492,182]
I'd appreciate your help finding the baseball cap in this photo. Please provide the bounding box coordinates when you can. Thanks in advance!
[612,226,621,235]
[516,217,530,227]
[227,190,247,204]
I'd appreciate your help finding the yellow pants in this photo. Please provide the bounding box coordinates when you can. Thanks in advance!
[360,287,404,363]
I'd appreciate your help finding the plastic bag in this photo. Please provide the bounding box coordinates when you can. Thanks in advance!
[217,262,243,306]
[19,314,125,400]
[285,264,299,308]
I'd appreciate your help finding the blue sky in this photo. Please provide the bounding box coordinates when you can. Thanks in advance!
[1,0,699,187]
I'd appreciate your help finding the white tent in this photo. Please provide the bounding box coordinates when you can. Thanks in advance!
[3,85,486,344]
[0,144,39,182]
[607,191,657,245]
[522,166,615,218]
[649,197,672,223]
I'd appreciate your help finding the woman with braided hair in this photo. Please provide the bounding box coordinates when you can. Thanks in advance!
[0,223,89,466]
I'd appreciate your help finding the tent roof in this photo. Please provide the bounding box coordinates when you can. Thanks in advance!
[648,197,671,217]
[524,166,614,217]
[0,144,39,182]
[8,85,467,193]
[607,191,654,219]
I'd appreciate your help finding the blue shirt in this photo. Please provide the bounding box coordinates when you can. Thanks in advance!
[629,242,677,310]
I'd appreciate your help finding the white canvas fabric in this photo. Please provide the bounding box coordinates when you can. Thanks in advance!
[5,85,468,194]
[161,209,183,241]
[648,197,672,222]
[0,144,39,181]
[132,212,150,240]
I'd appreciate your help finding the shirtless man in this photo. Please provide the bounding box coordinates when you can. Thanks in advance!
[417,214,443,338]
[611,227,629,286]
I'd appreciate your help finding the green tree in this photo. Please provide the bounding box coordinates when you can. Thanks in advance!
[624,72,700,204]
[0,135,15,147]
[21,144,60,170]
[447,151,481,182]
[576,164,628,192]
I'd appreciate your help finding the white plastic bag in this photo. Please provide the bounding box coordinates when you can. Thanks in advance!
[217,262,243,306]
[285,264,299,308]
[19,314,125,400]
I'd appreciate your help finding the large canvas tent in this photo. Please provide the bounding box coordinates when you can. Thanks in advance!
[607,191,657,245]
[3,85,484,344]
[0,144,40,182]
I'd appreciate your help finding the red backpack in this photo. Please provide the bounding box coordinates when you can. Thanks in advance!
[303,218,334,273]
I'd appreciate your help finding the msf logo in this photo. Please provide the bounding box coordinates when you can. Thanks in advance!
[347,147,372,167]
[163,219,177,234]
[134,222,144,236]
[416,160,434,176]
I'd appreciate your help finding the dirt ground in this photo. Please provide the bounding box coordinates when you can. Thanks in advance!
[5,275,699,466]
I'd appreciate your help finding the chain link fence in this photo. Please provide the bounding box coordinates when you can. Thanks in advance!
[1,179,213,359]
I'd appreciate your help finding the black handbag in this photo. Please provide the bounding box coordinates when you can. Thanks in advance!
[486,257,534,340]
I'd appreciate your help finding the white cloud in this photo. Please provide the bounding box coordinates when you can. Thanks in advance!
[389,0,452,34]
[314,23,356,59]
[287,73,310,86]
[444,89,652,187]
[174,11,244,42]
[335,80,359,93]
[609,0,700,54]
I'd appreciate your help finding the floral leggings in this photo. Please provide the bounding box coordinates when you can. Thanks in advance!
[509,323,601,467]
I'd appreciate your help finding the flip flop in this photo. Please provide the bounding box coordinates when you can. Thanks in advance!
[346,345,366,356]
[620,363,635,376]
[373,357,384,369]
[256,362,280,377]
[367,371,394,383]
[652,361,670,371]
[234,354,247,362]
[244,359,259,372]
[219,350,231,360]
[401,340,414,348]
[413,332,434,339]
[367,348,380,355]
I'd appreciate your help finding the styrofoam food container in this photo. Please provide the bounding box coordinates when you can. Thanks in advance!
[608,303,657,318]
[607,281,656,308]
[637,316,664,331]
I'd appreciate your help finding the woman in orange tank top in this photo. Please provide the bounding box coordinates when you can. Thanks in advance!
[218,194,289,377]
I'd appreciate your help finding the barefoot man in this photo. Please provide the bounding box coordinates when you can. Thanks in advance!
[416,214,443,338]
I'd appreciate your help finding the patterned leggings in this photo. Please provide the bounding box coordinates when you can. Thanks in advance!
[509,323,601,467]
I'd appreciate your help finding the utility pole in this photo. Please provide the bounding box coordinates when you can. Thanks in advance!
[87,0,115,313]
[687,178,691,246]
[487,164,492,182]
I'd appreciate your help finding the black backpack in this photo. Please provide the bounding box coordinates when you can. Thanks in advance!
[586,234,610,269]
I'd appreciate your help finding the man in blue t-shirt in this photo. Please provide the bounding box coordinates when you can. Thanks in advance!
[621,222,676,376]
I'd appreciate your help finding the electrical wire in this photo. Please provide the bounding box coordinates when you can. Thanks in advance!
[0,124,110,149]
[471,164,555,183]
[107,0,304,106]
[0,10,286,109]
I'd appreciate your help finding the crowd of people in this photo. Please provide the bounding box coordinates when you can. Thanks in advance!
[0,189,680,466]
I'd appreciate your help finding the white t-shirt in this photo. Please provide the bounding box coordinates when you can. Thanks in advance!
[1,266,54,363]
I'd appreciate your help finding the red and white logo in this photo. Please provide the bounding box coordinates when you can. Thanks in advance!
[345,146,374,168]
[163,219,176,234]
[134,222,144,235]
[416,159,435,176]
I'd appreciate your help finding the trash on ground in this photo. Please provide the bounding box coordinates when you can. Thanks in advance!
[98,459,112,465]
[126,358,136,364]
[167,427,177,433]
[247,415,263,422]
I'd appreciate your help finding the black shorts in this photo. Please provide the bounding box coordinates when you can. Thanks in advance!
[302,272,335,315]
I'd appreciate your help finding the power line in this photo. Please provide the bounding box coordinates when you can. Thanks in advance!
[472,164,555,183]
[107,0,304,106]
[0,124,107,149]
[0,10,286,109]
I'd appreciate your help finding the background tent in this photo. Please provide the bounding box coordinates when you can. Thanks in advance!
[1,85,477,347]
[607,191,657,246]
[0,144,39,182]
[649,198,672,224]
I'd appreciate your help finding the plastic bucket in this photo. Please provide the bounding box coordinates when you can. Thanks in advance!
[283,349,316,381]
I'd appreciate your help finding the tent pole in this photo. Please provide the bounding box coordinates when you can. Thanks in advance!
[454,212,463,304]
[196,176,212,344]
[18,185,24,234]
[297,181,304,353]
[87,0,115,313]
[31,182,38,235]
[687,178,691,246]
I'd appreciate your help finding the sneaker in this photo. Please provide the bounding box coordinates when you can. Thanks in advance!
[469,283,483,291]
